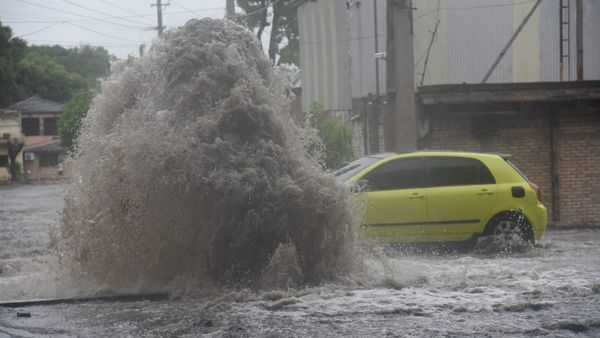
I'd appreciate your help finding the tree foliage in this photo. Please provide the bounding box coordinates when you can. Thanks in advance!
[0,21,112,107]
[235,0,299,66]
[306,102,354,170]
[28,44,111,83]
[0,24,27,107]
[59,89,92,149]
[18,52,88,103]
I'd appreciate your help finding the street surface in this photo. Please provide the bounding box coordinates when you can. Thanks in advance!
[1,184,599,337]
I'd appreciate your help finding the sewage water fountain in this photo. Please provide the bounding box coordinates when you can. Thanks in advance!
[57,18,358,293]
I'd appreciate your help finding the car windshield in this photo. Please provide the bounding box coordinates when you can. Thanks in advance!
[332,155,388,182]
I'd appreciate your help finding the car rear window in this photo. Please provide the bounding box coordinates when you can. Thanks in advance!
[426,157,495,187]
[506,159,530,181]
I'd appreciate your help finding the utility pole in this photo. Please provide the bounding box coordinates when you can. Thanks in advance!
[385,0,417,152]
[151,0,169,36]
[576,0,583,80]
[226,0,235,19]
[370,0,380,154]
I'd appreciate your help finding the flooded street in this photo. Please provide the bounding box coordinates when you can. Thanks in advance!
[0,184,599,337]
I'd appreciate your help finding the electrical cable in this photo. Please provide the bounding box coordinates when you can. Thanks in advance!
[60,0,150,27]
[15,0,147,29]
[237,0,284,18]
[67,22,142,43]
[2,7,227,25]
[15,22,60,37]
[169,0,206,17]
[414,0,536,21]
[96,0,156,24]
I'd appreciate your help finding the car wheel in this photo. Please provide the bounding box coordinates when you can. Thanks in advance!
[487,212,533,243]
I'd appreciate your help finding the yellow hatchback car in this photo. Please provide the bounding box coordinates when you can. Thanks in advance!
[333,151,547,244]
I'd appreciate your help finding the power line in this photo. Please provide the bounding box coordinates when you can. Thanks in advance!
[237,0,284,18]
[169,0,206,17]
[299,32,386,45]
[2,7,226,25]
[15,22,60,37]
[67,22,141,43]
[15,0,147,30]
[27,39,151,47]
[414,0,536,21]
[96,0,156,24]
[60,0,151,27]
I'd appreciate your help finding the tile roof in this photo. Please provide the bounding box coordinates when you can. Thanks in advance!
[6,96,63,114]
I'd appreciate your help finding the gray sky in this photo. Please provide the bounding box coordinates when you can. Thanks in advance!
[0,0,256,59]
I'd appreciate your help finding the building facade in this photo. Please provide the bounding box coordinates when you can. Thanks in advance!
[296,0,600,227]
[6,96,66,181]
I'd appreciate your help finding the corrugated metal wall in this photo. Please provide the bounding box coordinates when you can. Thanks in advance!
[447,0,514,83]
[582,0,600,80]
[539,0,560,81]
[348,0,387,98]
[297,0,352,112]
[297,0,600,111]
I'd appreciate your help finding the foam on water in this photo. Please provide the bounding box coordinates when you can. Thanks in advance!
[56,18,357,292]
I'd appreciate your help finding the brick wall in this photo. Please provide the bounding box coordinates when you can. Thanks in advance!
[425,110,600,227]
[555,112,600,226]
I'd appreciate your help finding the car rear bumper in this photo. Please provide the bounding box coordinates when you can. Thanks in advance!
[528,203,548,241]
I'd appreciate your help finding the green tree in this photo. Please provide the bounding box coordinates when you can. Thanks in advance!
[0,22,27,107]
[18,52,88,103]
[28,44,111,83]
[306,102,354,169]
[235,0,299,65]
[59,89,92,149]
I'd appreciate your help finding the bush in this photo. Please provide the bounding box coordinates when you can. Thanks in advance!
[305,102,354,170]
[59,89,92,149]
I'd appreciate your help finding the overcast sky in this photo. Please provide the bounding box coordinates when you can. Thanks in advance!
[0,0,258,59]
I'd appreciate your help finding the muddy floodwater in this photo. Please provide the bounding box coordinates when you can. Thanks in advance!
[1,184,600,337]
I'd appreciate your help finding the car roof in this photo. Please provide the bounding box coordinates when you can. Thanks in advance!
[368,150,511,160]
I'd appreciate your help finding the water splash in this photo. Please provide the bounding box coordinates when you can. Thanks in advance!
[57,18,357,292]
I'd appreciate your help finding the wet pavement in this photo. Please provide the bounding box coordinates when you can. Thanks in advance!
[1,184,600,337]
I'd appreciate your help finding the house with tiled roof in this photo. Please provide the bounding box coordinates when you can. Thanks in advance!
[6,96,66,181]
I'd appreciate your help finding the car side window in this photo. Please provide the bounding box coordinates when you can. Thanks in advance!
[361,158,424,191]
[427,157,495,187]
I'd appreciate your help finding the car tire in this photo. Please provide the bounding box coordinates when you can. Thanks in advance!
[485,212,534,243]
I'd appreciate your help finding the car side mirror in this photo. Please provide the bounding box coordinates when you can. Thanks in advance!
[351,179,372,193]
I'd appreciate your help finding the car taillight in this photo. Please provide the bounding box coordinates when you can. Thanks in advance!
[529,182,542,202]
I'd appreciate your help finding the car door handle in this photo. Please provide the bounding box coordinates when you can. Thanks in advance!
[478,189,494,196]
[409,193,425,200]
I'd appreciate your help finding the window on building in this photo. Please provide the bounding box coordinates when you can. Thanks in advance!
[0,155,8,167]
[44,118,58,136]
[39,153,59,167]
[362,158,425,191]
[427,157,495,187]
[22,118,40,136]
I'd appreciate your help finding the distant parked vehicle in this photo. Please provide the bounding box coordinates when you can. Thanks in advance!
[333,151,547,244]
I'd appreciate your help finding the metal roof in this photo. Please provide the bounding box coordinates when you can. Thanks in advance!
[6,96,63,114]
